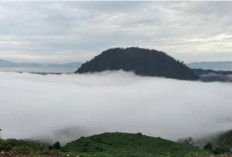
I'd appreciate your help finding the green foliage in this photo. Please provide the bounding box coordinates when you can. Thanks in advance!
[0,139,46,152]
[10,146,32,154]
[0,132,212,157]
[213,147,228,154]
[0,139,12,151]
[0,139,61,155]
[62,132,210,157]
[49,141,61,150]
[218,130,232,148]
[203,142,213,152]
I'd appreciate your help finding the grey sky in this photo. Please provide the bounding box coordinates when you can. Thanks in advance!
[0,1,232,63]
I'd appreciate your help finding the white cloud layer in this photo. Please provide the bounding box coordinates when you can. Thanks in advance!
[0,71,232,144]
[0,2,232,63]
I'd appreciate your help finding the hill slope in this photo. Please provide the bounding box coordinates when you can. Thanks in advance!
[62,132,209,157]
[76,47,198,80]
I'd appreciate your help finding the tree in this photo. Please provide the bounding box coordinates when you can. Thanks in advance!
[203,142,213,152]
[52,142,60,150]
[177,137,194,145]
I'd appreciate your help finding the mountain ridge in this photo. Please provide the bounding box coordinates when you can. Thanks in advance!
[188,61,232,70]
[0,59,82,69]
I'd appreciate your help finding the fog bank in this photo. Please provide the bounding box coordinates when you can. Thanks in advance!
[0,71,232,144]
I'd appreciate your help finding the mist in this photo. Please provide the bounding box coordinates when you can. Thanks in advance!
[0,71,232,144]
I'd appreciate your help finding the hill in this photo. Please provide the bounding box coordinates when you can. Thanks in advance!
[76,47,199,80]
[62,132,209,157]
[188,61,232,70]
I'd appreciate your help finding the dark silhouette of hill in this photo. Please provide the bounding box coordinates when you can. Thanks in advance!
[76,47,199,80]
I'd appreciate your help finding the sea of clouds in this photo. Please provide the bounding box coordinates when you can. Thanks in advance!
[0,71,232,144]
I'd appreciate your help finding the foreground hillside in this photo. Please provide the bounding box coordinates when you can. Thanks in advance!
[76,47,199,80]
[0,132,211,157]
[62,132,210,157]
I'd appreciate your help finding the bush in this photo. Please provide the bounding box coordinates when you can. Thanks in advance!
[0,140,12,151]
[136,133,142,136]
[177,137,194,145]
[213,147,228,154]
[203,142,213,152]
[10,146,32,154]
[53,141,61,150]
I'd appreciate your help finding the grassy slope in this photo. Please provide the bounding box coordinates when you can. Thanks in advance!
[62,132,210,157]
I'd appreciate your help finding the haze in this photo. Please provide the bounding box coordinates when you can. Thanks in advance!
[1,71,232,144]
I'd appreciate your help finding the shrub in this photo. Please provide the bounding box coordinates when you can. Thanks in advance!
[203,142,213,152]
[10,146,32,154]
[213,147,228,154]
[0,140,12,151]
[53,141,61,150]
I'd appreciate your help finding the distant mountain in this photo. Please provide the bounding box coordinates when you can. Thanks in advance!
[188,61,232,70]
[76,47,199,80]
[0,59,82,69]
[192,69,232,82]
[0,59,15,66]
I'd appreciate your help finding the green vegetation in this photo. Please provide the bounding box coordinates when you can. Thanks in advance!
[62,132,210,157]
[201,130,232,155]
[207,130,232,154]
[0,139,63,156]
[203,143,213,152]
[0,132,212,157]
[218,130,232,148]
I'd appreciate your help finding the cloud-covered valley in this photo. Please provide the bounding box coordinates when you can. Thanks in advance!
[0,71,232,144]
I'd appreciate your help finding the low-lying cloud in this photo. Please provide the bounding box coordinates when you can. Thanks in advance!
[0,71,232,144]
[200,73,232,82]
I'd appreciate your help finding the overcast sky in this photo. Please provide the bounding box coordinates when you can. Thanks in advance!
[0,1,232,63]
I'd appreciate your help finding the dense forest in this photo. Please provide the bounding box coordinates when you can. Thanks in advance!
[76,47,199,80]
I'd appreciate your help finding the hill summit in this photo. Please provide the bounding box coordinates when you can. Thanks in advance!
[76,47,198,80]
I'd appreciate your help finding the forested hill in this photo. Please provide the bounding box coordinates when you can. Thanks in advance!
[76,47,199,80]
